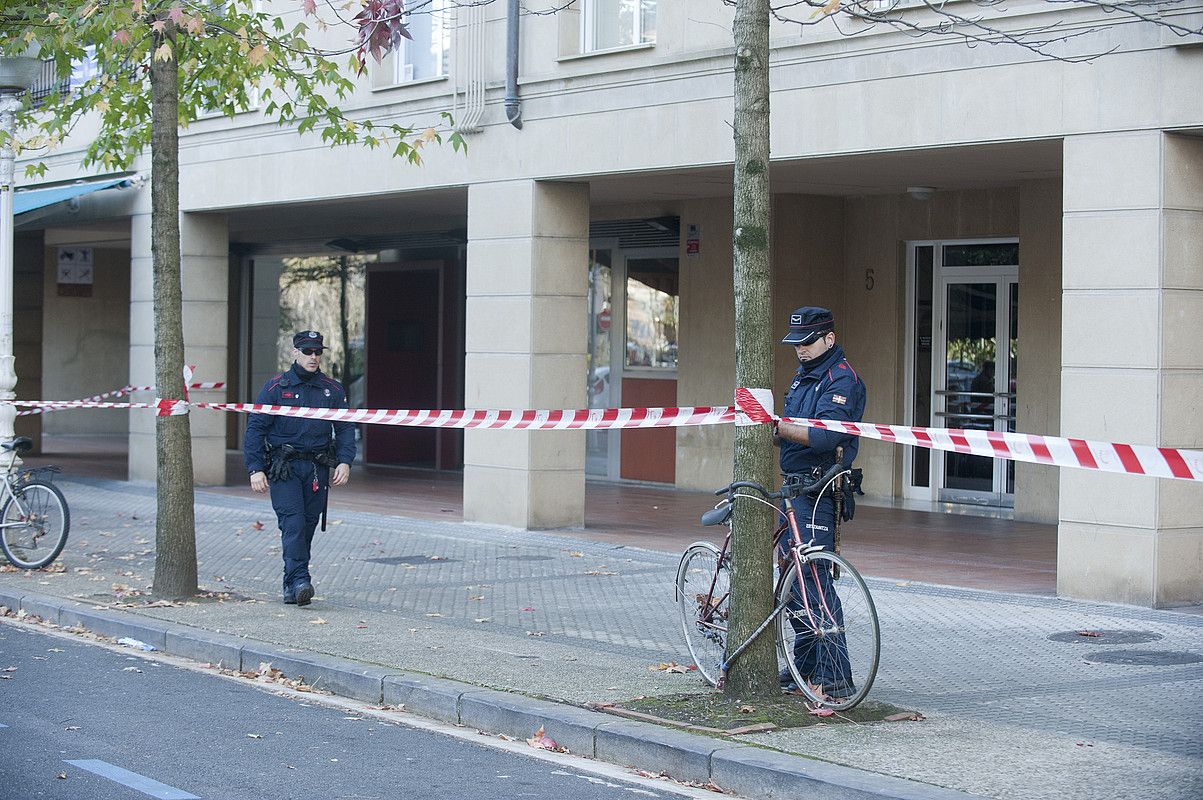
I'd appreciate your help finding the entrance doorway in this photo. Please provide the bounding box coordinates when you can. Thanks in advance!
[364,261,464,469]
[906,241,1018,508]
[586,245,679,483]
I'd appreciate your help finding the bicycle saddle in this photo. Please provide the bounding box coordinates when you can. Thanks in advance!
[2,437,32,454]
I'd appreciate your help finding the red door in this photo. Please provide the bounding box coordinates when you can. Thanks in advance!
[365,268,441,466]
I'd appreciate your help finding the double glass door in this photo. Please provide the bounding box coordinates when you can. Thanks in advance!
[909,242,1018,508]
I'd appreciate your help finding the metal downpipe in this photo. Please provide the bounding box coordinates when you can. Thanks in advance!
[504,0,522,129]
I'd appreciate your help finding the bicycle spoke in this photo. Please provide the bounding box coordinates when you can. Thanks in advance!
[677,543,730,687]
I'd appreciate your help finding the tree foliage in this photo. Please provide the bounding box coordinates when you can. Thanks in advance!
[0,0,463,171]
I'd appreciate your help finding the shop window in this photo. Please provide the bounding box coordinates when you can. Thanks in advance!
[581,0,656,53]
[625,257,677,370]
[372,0,450,87]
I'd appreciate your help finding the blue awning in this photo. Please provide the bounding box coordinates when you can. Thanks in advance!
[14,177,131,215]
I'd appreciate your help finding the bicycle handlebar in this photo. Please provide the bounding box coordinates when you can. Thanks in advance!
[711,463,848,503]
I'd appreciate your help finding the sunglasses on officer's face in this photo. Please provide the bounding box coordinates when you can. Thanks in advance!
[300,348,322,356]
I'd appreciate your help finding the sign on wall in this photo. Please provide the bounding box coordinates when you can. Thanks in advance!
[685,223,701,257]
[56,247,94,297]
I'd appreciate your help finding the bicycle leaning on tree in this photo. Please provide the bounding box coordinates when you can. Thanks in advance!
[0,437,70,570]
[675,461,880,711]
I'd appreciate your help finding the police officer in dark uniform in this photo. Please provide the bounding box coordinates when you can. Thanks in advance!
[775,307,867,696]
[244,331,356,607]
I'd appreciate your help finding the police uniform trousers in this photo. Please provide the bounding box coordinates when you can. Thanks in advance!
[269,459,329,592]
[782,492,854,689]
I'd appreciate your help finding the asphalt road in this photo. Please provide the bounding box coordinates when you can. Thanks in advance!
[0,621,702,800]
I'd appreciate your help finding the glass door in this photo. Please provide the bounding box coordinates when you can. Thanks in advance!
[934,275,1018,506]
[906,240,1018,506]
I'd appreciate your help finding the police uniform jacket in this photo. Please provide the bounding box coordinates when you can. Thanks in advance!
[243,365,357,475]
[779,344,866,474]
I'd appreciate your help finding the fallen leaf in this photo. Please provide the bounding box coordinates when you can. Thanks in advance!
[1076,630,1103,638]
[251,520,265,530]
[473,618,490,623]
[884,711,924,722]
[809,708,835,717]
[425,613,443,618]
[520,607,536,612]
[566,551,584,558]
[309,617,328,625]
[584,570,618,576]
[122,667,142,673]
[525,725,560,751]
[468,595,485,601]
[739,705,756,714]
[56,772,67,780]
[65,725,81,731]
[649,662,691,674]
[247,733,262,739]
[526,631,545,637]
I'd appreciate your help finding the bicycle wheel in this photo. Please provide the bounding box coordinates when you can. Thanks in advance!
[676,542,730,686]
[776,550,879,710]
[0,481,70,570]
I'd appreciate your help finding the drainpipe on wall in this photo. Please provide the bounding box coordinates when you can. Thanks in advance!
[504,0,522,129]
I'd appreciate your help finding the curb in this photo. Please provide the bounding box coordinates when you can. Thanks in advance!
[0,587,980,800]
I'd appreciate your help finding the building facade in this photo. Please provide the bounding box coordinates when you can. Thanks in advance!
[12,1,1203,607]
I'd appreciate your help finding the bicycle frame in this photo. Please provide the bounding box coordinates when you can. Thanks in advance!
[0,448,28,530]
[704,472,848,685]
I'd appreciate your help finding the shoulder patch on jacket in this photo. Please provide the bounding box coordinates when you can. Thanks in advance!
[832,394,847,405]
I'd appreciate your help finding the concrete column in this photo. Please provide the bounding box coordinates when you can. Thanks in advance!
[1059,132,1203,607]
[463,180,588,528]
[129,211,229,485]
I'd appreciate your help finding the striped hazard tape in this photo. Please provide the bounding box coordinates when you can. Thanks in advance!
[4,380,1199,483]
[733,387,1203,483]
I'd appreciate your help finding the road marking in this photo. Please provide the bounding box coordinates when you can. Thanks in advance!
[63,760,200,800]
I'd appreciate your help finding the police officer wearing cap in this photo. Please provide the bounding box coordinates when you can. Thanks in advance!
[244,331,356,607]
[775,307,866,695]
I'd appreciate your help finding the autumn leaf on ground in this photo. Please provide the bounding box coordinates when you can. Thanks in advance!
[1077,630,1103,638]
[526,725,560,751]
[739,705,755,714]
[520,606,536,612]
[247,733,263,739]
[473,618,490,623]
[308,617,328,625]
[649,662,690,674]
[468,595,485,601]
[526,631,545,637]
[584,570,618,576]
[809,707,834,717]
[884,711,924,722]
[565,551,584,558]
[252,520,265,530]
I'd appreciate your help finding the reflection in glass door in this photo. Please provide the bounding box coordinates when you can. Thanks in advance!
[907,240,1018,507]
[586,250,614,477]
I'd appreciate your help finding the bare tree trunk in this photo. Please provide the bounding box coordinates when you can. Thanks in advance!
[725,0,777,699]
[150,19,198,599]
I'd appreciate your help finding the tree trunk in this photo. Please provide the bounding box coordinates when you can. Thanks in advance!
[724,0,777,699]
[150,19,198,599]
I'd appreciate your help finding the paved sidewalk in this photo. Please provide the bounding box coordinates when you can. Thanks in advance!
[2,477,1200,799]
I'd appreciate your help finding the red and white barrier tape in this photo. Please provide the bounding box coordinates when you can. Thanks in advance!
[733,387,1203,483]
[15,382,225,416]
[5,382,1199,483]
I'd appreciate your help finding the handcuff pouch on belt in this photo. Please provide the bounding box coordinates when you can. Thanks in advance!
[782,464,865,522]
[264,442,338,483]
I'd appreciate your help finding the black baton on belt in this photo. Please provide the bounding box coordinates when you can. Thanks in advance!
[321,481,329,531]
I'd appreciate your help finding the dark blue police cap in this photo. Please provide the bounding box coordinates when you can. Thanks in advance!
[293,330,326,351]
[781,307,835,345]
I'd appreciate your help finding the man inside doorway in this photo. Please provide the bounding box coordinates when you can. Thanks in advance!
[775,307,867,697]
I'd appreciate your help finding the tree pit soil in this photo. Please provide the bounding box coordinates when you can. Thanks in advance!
[593,692,922,735]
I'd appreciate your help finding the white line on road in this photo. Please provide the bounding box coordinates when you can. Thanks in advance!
[64,759,200,800]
